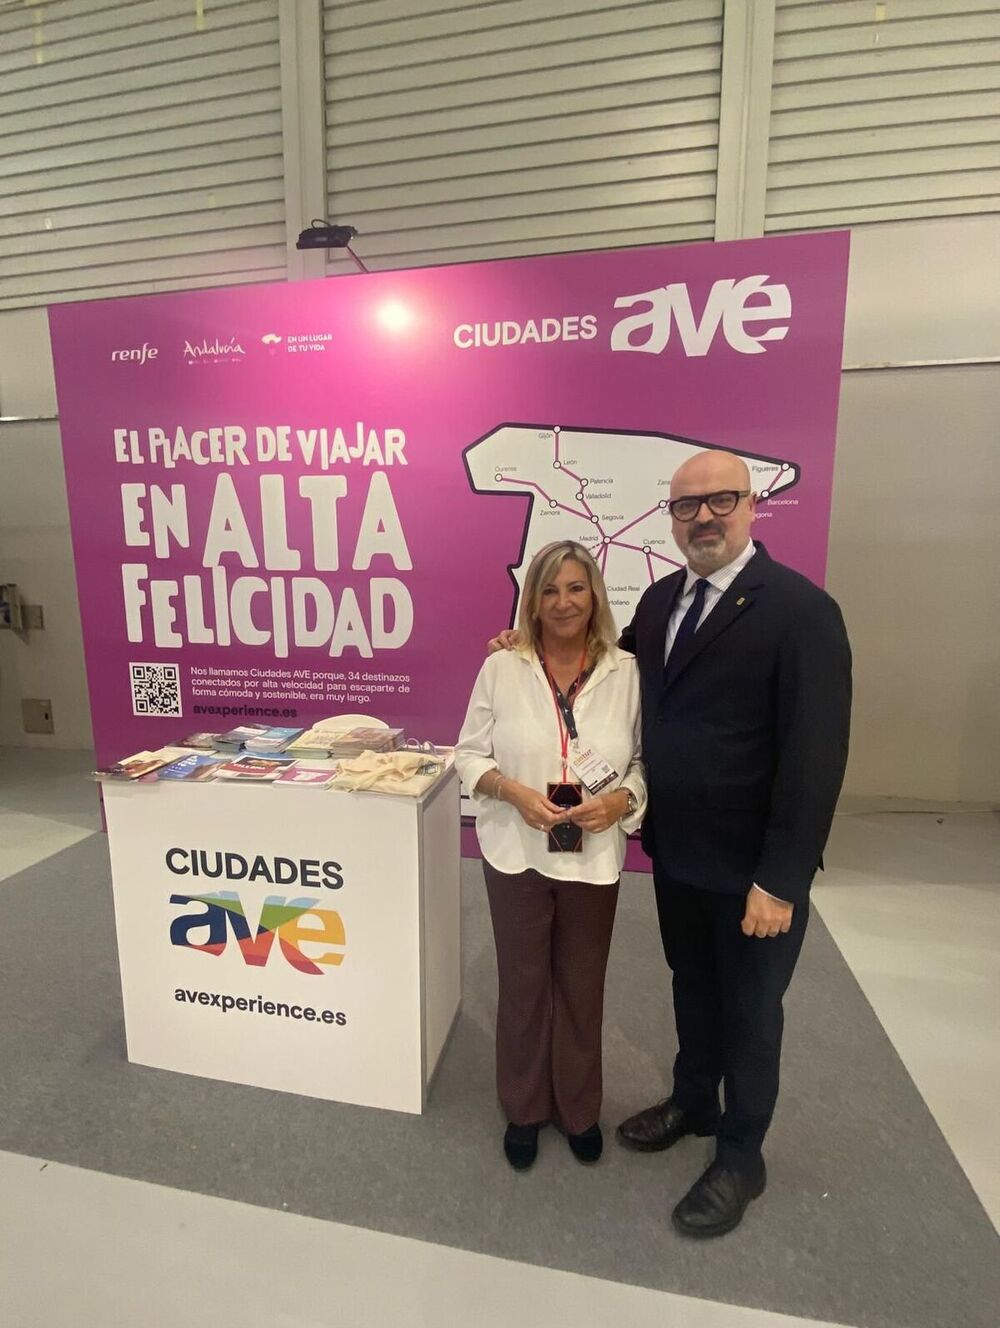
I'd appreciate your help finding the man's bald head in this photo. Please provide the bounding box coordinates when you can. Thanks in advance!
[669,449,756,574]
[670,450,751,500]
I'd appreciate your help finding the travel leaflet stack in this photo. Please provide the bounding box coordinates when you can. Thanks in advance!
[87,719,449,796]
[285,725,405,758]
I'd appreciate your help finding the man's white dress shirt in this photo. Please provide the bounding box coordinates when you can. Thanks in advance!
[664,539,756,662]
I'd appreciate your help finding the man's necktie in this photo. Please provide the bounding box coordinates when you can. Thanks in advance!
[668,578,710,667]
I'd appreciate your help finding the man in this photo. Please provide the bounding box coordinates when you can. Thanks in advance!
[614,448,851,1237]
[489,447,851,1237]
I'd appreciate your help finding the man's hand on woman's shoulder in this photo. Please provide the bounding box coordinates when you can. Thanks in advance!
[487,629,522,654]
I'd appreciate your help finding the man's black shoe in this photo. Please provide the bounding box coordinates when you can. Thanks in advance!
[503,1122,539,1171]
[671,1160,767,1238]
[567,1123,603,1164]
[616,1097,718,1152]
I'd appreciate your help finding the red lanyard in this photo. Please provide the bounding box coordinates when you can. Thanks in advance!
[544,647,588,780]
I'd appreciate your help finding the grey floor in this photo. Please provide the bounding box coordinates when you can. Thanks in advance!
[2,826,998,1328]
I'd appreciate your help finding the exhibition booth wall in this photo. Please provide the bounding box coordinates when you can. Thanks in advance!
[45,232,848,768]
[2,215,998,802]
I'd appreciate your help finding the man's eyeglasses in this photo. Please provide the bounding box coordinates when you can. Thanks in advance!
[666,489,751,522]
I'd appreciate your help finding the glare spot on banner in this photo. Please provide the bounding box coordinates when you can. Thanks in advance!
[377,302,415,335]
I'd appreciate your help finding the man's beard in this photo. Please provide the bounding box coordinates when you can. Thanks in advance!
[685,525,728,572]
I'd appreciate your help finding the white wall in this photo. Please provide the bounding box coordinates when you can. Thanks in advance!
[829,363,1000,803]
[1,216,999,799]
[842,216,1000,366]
[828,215,1000,803]
[0,309,94,749]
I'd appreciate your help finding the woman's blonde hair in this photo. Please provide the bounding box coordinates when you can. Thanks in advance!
[516,540,619,663]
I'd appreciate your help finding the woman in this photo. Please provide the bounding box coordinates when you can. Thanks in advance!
[455,540,646,1170]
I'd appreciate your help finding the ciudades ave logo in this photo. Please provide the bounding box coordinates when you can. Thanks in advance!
[166,847,346,975]
[450,275,791,358]
[183,336,246,361]
[170,891,345,974]
[610,275,790,357]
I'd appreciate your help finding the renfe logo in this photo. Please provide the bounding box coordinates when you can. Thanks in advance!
[610,275,791,357]
[111,343,158,364]
[170,891,346,974]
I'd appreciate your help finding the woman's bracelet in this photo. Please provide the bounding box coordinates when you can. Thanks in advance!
[493,773,505,801]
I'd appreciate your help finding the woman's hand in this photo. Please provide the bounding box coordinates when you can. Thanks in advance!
[566,789,630,834]
[505,780,568,831]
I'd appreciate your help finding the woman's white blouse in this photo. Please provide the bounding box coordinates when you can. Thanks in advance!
[454,646,647,884]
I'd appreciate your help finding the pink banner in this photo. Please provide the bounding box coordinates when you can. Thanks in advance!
[49,233,849,768]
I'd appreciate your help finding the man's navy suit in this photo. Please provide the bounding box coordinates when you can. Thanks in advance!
[620,541,852,1165]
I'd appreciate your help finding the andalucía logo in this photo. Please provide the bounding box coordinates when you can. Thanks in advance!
[170,891,345,974]
[183,336,246,363]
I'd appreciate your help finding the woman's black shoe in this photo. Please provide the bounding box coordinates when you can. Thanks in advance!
[503,1123,539,1170]
[568,1123,603,1164]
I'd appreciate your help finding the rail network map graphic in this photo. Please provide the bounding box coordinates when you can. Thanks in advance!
[464,425,799,633]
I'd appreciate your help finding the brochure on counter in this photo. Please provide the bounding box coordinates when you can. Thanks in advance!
[157,751,226,782]
[214,756,296,782]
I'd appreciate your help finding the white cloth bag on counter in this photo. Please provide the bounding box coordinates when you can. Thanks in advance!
[328,750,444,797]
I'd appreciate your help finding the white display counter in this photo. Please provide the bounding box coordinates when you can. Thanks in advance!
[103,766,461,1113]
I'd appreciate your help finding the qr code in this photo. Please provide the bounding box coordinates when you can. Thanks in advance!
[130,662,182,717]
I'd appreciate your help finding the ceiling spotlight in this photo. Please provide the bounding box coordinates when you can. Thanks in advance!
[295,221,368,272]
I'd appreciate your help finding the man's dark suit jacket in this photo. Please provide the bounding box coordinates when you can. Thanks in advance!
[619,542,852,905]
